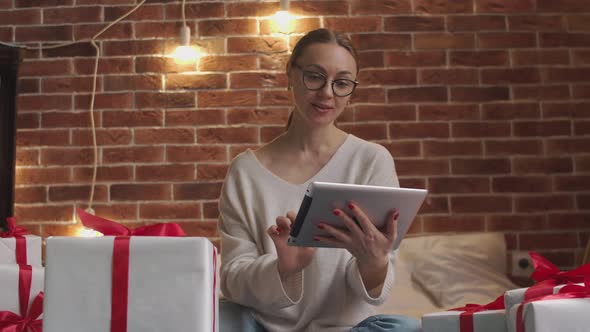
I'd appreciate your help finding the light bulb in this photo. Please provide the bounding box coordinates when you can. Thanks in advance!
[273,10,295,34]
[77,227,103,237]
[173,25,200,63]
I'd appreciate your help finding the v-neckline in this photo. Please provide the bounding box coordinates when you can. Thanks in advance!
[247,134,352,188]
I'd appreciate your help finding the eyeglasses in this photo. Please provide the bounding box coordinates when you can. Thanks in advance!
[292,63,358,97]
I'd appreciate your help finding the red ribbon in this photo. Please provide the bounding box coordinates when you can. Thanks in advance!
[77,208,187,332]
[448,295,505,332]
[524,251,590,301]
[0,218,29,265]
[0,265,44,332]
[516,277,590,332]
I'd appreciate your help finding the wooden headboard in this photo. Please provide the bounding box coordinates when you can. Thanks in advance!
[0,45,21,231]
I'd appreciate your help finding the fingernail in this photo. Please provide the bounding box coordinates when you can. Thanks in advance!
[333,209,340,216]
[277,227,283,232]
[348,203,354,210]
[318,224,324,229]
[394,212,399,219]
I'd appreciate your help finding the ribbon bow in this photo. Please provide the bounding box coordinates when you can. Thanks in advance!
[77,208,186,237]
[0,265,43,332]
[0,218,29,265]
[524,251,590,301]
[448,295,505,332]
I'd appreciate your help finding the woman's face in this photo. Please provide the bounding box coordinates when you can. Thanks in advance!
[289,43,358,128]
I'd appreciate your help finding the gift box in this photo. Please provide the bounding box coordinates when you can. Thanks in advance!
[423,309,506,332]
[507,298,590,332]
[43,236,218,332]
[0,218,42,266]
[504,283,579,314]
[0,264,44,330]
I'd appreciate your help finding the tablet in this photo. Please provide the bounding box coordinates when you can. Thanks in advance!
[288,182,427,249]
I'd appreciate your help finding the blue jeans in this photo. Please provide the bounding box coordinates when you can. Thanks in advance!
[219,300,421,332]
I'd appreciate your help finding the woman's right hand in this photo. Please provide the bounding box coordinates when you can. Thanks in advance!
[267,211,316,279]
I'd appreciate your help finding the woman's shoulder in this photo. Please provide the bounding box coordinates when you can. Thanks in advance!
[345,134,392,159]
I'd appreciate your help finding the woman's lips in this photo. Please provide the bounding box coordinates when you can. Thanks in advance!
[311,103,333,113]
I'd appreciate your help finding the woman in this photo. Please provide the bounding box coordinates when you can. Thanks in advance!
[218,28,420,332]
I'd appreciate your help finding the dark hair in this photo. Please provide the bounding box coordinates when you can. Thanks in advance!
[285,29,359,129]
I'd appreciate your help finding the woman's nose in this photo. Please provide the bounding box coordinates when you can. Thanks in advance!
[317,81,333,98]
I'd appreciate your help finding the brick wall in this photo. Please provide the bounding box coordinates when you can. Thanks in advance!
[2,0,589,270]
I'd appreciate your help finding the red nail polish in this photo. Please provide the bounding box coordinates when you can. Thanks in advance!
[277,227,282,232]
[318,224,324,229]
[394,212,399,219]
[333,209,340,216]
[348,203,354,210]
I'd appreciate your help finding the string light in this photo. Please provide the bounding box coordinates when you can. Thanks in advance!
[273,0,296,34]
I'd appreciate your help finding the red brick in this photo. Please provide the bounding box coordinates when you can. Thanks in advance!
[355,105,416,121]
[104,4,164,21]
[73,166,133,182]
[17,130,69,147]
[74,22,133,40]
[513,157,573,174]
[103,40,164,57]
[135,128,195,144]
[476,0,535,12]
[41,224,81,239]
[227,108,289,125]
[84,204,137,222]
[174,182,223,200]
[15,0,74,7]
[395,158,449,176]
[478,33,537,48]
[48,185,107,202]
[482,103,541,120]
[41,148,94,165]
[574,85,590,99]
[419,104,479,121]
[450,50,509,66]
[289,1,349,16]
[537,0,590,12]
[42,76,98,93]
[351,34,412,51]
[575,156,590,172]
[513,120,571,137]
[399,178,427,189]
[516,194,575,212]
[555,175,590,191]
[385,16,444,31]
[568,15,590,31]
[75,93,133,110]
[351,0,412,14]
[493,176,553,193]
[17,113,39,130]
[197,91,257,108]
[20,59,72,77]
[260,17,322,35]
[338,124,388,141]
[197,164,229,181]
[15,186,46,204]
[259,54,290,71]
[135,56,193,74]
[166,146,227,163]
[0,27,11,40]
[546,68,590,83]
[415,0,473,13]
[74,58,133,75]
[485,139,543,156]
[508,15,565,31]
[139,203,201,220]
[18,79,39,94]
[111,184,172,201]
[104,75,162,91]
[230,72,287,89]
[388,87,448,102]
[227,37,287,54]
[260,126,283,143]
[451,87,509,102]
[43,43,95,58]
[543,102,590,119]
[385,51,446,67]
[325,17,382,33]
[422,215,485,232]
[451,195,512,213]
[424,141,483,157]
[357,51,384,69]
[520,233,579,250]
[513,85,571,101]
[548,213,590,229]
[547,138,590,154]
[260,90,293,107]
[16,25,72,42]
[15,149,39,166]
[419,68,478,85]
[197,127,258,144]
[16,168,70,185]
[415,33,475,49]
[136,165,195,182]
[358,69,417,85]
[452,122,511,138]
[382,141,421,157]
[13,205,73,223]
[451,158,511,175]
[103,146,165,163]
[430,177,490,194]
[487,215,546,231]
[576,121,590,135]
[389,123,449,139]
[482,68,541,84]
[180,221,218,237]
[197,19,256,37]
[447,15,506,31]
[540,33,590,47]
[166,2,224,19]
[579,194,590,210]
[135,21,181,39]
[418,196,449,214]
[199,55,257,72]
[0,9,40,25]
[350,88,386,104]
[103,110,163,127]
[135,92,195,109]
[203,202,219,219]
[512,50,570,66]
[165,110,225,127]
[44,6,101,24]
[18,95,72,111]
[41,111,97,129]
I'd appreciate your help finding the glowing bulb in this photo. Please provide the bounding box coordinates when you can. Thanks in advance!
[273,10,295,34]
[77,227,103,237]
[173,25,200,64]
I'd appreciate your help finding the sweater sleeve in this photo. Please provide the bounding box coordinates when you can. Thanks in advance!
[218,162,303,310]
[346,144,399,305]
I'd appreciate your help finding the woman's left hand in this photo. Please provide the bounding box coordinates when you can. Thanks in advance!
[315,202,399,271]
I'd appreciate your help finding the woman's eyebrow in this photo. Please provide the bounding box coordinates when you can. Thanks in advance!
[304,64,353,77]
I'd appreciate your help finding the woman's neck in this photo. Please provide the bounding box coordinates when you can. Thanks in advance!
[281,117,347,156]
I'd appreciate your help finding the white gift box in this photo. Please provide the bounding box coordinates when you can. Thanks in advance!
[422,309,507,332]
[0,235,42,266]
[504,283,581,314]
[43,236,218,332]
[0,264,44,316]
[507,298,590,332]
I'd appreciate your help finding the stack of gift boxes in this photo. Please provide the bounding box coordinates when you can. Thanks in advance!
[422,251,590,332]
[1,210,219,332]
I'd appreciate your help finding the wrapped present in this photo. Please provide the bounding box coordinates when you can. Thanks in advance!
[43,209,218,332]
[422,295,506,332]
[0,264,44,331]
[504,252,590,313]
[0,218,42,266]
[508,280,590,332]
